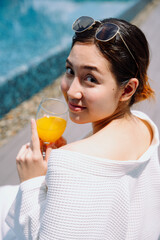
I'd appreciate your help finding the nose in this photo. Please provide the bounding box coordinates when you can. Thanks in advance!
[67,77,82,99]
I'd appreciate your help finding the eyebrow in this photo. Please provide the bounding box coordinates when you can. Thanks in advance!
[66,58,100,72]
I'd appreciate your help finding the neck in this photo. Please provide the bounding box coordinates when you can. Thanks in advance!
[92,106,131,134]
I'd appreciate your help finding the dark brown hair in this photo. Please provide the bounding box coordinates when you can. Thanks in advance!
[72,18,154,105]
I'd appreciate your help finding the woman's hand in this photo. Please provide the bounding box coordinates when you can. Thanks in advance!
[16,119,67,183]
[45,136,67,150]
[40,135,67,160]
[16,119,48,183]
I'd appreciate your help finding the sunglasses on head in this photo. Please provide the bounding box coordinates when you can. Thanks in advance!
[72,16,139,72]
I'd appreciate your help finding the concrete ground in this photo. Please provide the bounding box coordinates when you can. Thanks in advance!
[0,0,160,186]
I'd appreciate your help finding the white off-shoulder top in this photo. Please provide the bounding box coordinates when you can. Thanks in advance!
[6,111,160,240]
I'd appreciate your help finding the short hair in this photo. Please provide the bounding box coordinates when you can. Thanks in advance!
[72,18,154,106]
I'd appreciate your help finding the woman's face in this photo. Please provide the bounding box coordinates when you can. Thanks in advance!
[61,42,124,125]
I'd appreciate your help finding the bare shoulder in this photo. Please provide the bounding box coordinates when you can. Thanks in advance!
[61,137,91,154]
[61,115,153,161]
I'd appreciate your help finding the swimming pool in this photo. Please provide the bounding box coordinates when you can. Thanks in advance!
[0,0,152,118]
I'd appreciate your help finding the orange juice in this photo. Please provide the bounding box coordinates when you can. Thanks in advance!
[36,116,67,143]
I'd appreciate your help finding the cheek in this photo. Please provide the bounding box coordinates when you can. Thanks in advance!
[85,87,119,114]
[85,88,107,105]
[84,90,105,114]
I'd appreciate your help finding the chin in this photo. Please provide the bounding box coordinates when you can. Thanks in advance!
[69,113,90,124]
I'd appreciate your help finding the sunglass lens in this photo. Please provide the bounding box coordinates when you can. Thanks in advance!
[96,23,118,41]
[73,16,94,32]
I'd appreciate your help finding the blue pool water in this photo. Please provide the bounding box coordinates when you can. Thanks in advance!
[0,0,151,117]
[0,0,136,78]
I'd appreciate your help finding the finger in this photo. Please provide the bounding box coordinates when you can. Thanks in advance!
[47,142,57,149]
[55,137,67,148]
[45,142,57,161]
[24,147,33,162]
[26,142,31,149]
[16,144,29,161]
[60,137,67,146]
[45,143,57,161]
[45,147,53,162]
[31,118,40,153]
[18,148,29,163]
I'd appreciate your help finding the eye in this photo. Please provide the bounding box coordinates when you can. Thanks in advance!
[65,66,74,75]
[85,75,98,84]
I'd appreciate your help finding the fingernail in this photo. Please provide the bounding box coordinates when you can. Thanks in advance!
[31,118,34,124]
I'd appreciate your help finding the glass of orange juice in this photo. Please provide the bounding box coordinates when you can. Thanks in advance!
[36,98,68,156]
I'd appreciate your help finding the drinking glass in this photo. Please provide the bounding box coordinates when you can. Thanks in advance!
[36,98,68,157]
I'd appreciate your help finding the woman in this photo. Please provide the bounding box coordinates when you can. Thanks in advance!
[5,16,160,239]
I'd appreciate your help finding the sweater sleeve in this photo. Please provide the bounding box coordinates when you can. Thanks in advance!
[5,176,47,240]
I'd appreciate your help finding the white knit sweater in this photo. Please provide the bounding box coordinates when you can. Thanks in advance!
[6,111,160,240]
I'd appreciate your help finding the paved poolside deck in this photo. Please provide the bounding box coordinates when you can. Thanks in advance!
[0,0,160,186]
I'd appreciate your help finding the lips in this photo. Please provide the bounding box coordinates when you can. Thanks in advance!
[68,101,86,112]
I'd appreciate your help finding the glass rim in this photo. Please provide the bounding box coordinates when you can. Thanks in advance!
[38,97,68,116]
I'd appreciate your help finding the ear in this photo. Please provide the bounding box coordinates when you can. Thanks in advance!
[120,78,139,102]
